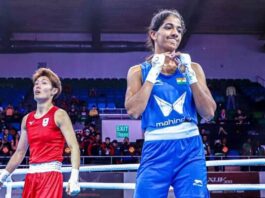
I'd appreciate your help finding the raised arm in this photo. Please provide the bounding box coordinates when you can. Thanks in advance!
[125,65,154,119]
[190,63,216,120]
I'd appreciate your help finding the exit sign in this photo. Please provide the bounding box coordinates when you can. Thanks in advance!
[116,125,129,138]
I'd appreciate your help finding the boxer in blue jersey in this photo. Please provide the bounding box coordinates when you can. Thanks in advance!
[125,9,216,198]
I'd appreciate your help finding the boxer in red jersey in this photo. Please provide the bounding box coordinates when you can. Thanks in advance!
[0,68,80,197]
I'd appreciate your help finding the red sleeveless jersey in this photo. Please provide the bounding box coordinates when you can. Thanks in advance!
[26,106,65,164]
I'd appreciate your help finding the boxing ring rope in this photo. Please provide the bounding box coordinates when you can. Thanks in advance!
[8,158,265,174]
[3,182,265,191]
[1,158,265,194]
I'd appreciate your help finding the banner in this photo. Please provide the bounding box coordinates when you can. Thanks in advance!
[208,172,260,198]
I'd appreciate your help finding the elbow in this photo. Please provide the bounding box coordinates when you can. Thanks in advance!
[126,108,141,119]
[201,106,216,121]
[125,100,144,119]
[203,111,215,121]
[125,104,141,119]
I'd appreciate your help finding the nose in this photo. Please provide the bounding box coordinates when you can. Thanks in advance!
[170,29,178,38]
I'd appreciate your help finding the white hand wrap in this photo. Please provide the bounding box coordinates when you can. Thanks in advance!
[67,169,80,196]
[0,169,11,184]
[177,53,198,85]
[146,54,165,84]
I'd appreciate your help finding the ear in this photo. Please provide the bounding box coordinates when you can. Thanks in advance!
[51,87,58,97]
[149,30,157,42]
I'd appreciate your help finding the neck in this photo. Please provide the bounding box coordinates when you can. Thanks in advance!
[36,101,53,117]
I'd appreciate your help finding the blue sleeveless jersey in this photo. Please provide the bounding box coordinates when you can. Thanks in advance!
[141,61,198,131]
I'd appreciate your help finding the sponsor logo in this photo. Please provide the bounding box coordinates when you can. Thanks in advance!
[154,92,186,117]
[208,177,233,184]
[42,118,49,127]
[29,121,35,125]
[193,179,203,187]
[156,117,185,127]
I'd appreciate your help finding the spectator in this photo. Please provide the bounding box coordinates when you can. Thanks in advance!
[101,137,114,156]
[202,135,211,158]
[88,105,99,117]
[254,140,265,171]
[241,138,253,171]
[79,105,89,124]
[112,140,122,164]
[68,104,78,124]
[213,139,224,171]
[234,108,248,125]
[101,137,114,164]
[87,133,102,156]
[217,126,228,141]
[226,85,236,110]
[218,108,227,124]
[121,137,137,164]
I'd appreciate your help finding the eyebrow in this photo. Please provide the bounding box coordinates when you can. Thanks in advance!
[164,22,182,29]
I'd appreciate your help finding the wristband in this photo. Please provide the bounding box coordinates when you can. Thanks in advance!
[0,169,11,183]
[146,54,165,84]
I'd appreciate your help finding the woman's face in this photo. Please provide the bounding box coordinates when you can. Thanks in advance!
[150,15,183,53]
[33,76,57,102]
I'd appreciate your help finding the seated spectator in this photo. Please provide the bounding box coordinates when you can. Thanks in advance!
[112,140,122,164]
[217,126,228,141]
[101,137,114,164]
[87,133,103,156]
[0,137,12,164]
[68,104,78,124]
[89,105,99,118]
[234,108,249,125]
[217,108,227,124]
[202,135,211,158]
[241,138,253,171]
[5,104,15,122]
[79,105,89,124]
[121,137,137,164]
[213,139,225,171]
[101,137,114,156]
[221,137,229,157]
[253,140,265,171]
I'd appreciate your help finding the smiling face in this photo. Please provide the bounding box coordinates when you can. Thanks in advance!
[33,76,58,103]
[150,15,183,53]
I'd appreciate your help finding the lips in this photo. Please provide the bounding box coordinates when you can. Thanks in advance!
[34,90,41,95]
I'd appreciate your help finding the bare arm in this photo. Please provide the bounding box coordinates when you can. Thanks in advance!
[125,65,154,119]
[5,115,29,173]
[190,63,216,120]
[55,109,80,170]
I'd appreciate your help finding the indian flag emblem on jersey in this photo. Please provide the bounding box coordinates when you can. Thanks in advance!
[176,77,187,84]
[42,118,49,127]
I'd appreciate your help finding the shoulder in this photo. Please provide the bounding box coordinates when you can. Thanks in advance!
[191,61,207,79]
[191,62,204,73]
[128,64,142,75]
[55,108,68,118]
[127,64,142,80]
[21,114,30,128]
[54,108,70,127]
